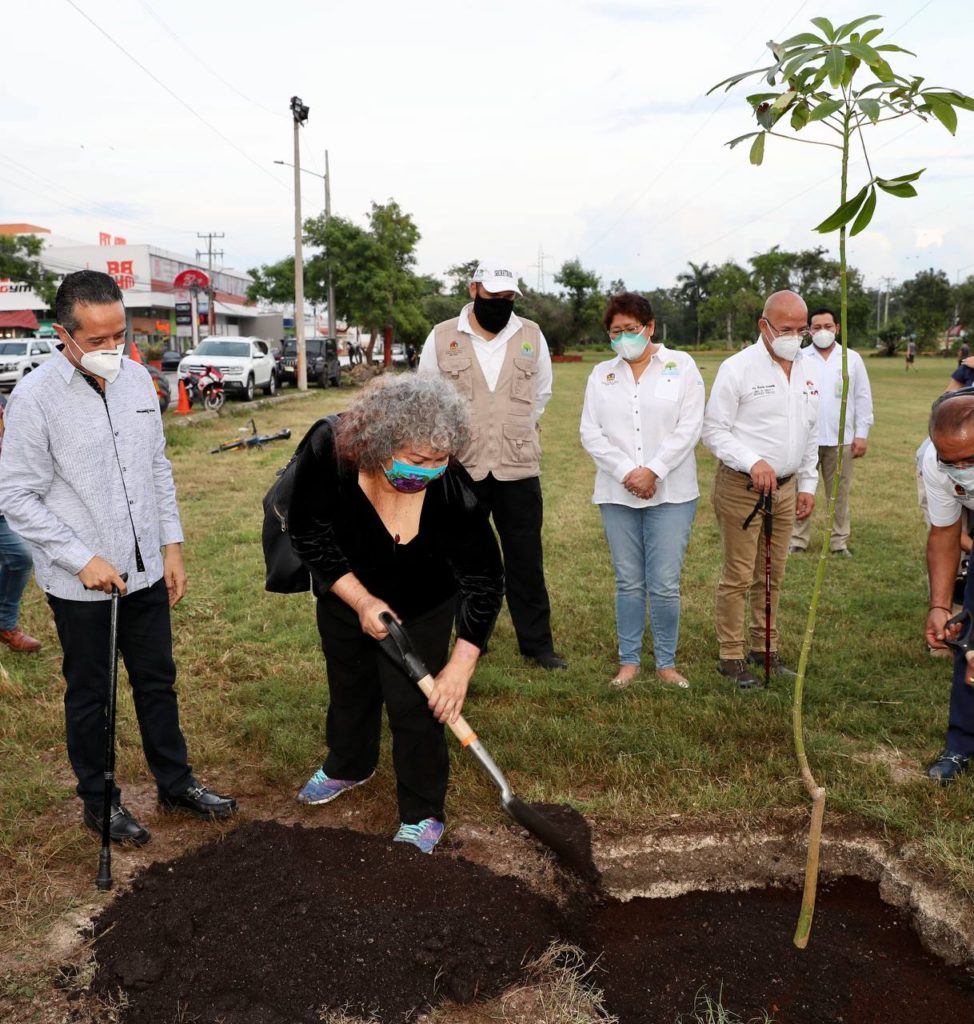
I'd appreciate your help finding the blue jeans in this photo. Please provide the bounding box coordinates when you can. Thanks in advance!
[600,500,697,669]
[0,514,33,632]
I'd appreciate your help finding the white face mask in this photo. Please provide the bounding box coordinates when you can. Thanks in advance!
[769,333,803,362]
[65,332,124,383]
[944,464,974,492]
[812,329,836,349]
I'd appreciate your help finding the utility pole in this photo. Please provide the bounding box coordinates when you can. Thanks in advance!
[290,96,310,390]
[875,282,881,333]
[196,232,224,334]
[325,150,336,342]
[880,275,896,325]
[530,243,551,292]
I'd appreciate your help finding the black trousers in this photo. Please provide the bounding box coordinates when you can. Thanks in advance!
[316,594,454,824]
[469,473,554,657]
[948,572,974,755]
[47,579,192,807]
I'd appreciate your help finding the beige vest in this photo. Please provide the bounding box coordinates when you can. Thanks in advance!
[433,315,542,481]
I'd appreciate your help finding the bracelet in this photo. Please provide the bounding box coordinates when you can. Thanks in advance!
[929,605,953,613]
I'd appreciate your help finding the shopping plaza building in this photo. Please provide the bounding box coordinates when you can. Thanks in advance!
[0,224,280,348]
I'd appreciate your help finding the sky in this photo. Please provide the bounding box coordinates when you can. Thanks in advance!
[2,0,973,295]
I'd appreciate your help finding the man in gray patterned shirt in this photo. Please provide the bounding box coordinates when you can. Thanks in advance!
[0,271,236,845]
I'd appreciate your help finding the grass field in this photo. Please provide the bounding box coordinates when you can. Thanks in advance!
[1,347,972,992]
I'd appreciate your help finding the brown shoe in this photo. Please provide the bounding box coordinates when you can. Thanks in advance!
[0,627,41,653]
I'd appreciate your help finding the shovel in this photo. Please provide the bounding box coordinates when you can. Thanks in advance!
[378,612,592,879]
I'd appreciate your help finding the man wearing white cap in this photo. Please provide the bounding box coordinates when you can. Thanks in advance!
[418,261,565,669]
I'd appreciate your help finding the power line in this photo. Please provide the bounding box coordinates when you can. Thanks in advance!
[63,0,289,192]
[138,1,282,117]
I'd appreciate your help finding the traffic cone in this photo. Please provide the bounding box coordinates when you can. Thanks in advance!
[173,379,192,415]
[128,342,143,364]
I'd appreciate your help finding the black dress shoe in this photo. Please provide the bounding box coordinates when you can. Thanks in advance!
[83,803,152,846]
[926,749,970,784]
[159,780,238,819]
[528,652,568,670]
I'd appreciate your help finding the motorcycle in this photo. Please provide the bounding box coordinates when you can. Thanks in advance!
[183,365,225,412]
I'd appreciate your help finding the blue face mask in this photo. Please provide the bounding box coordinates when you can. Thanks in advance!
[943,464,974,493]
[383,458,448,493]
[611,330,650,362]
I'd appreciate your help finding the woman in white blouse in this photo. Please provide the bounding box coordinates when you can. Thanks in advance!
[580,293,705,688]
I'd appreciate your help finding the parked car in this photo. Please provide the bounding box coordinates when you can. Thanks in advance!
[370,340,407,367]
[0,337,55,391]
[177,336,276,401]
[160,349,184,372]
[278,337,341,388]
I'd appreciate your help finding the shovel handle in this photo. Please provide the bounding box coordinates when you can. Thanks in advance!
[412,671,477,747]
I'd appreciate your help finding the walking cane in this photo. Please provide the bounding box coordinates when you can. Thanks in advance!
[762,493,773,689]
[96,573,127,892]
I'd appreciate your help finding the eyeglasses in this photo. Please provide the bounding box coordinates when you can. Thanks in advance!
[607,323,646,340]
[937,453,974,470]
[764,319,811,341]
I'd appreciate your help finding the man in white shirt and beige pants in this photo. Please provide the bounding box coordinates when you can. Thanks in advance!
[702,290,819,688]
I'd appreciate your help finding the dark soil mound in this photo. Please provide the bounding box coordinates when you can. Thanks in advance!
[89,820,563,1023]
[529,802,601,886]
[581,877,974,1024]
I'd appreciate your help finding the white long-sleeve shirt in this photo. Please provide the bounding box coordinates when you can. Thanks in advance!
[802,344,874,445]
[580,346,705,507]
[418,303,553,418]
[702,340,820,493]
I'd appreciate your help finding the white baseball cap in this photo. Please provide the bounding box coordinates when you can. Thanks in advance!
[472,261,522,296]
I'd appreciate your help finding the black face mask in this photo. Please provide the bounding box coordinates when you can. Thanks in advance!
[473,294,515,334]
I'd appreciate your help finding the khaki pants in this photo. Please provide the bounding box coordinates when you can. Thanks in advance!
[790,445,854,552]
[712,463,796,660]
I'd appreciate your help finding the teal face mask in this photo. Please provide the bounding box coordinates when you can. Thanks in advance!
[383,458,448,493]
[611,331,650,361]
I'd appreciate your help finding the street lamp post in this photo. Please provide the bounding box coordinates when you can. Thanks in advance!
[290,95,310,391]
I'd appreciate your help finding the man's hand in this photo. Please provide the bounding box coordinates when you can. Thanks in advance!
[749,460,778,495]
[852,438,868,458]
[78,556,127,595]
[962,356,974,370]
[428,640,479,725]
[926,606,953,650]
[623,467,658,500]
[795,492,815,520]
[162,544,187,608]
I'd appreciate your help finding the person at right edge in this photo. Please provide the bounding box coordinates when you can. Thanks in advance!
[418,260,566,669]
[702,290,819,689]
[922,389,974,784]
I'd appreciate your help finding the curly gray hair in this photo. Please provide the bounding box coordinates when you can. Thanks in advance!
[335,374,470,472]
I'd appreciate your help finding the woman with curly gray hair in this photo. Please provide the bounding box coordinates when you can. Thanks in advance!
[287,375,504,853]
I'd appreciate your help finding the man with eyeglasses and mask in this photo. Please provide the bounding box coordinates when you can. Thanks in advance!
[702,290,819,688]
[788,307,874,558]
[418,260,565,669]
[921,388,974,783]
[0,271,236,846]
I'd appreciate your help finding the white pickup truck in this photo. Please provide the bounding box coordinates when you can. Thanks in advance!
[0,338,55,391]
[177,336,276,401]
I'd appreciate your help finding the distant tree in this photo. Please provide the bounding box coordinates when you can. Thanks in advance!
[445,260,480,297]
[699,261,762,347]
[641,287,685,345]
[0,234,58,307]
[246,256,297,305]
[553,258,603,353]
[953,275,974,333]
[876,314,906,356]
[675,260,716,346]
[516,285,575,353]
[900,269,953,346]
[608,278,626,294]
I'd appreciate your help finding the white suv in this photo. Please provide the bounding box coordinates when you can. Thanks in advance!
[0,338,54,391]
[178,336,276,401]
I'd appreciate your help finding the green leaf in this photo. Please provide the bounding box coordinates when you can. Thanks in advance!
[826,46,846,88]
[873,43,916,55]
[811,16,836,40]
[749,133,766,165]
[857,97,881,121]
[708,67,770,95]
[841,54,861,88]
[860,28,884,44]
[746,92,780,105]
[834,14,881,40]
[871,58,895,83]
[878,168,924,184]
[771,90,797,112]
[808,98,843,122]
[843,41,881,64]
[929,90,974,112]
[876,180,918,198]
[782,48,827,80]
[791,100,811,130]
[814,184,870,233]
[925,94,959,134]
[726,131,761,150]
[780,32,828,47]
[849,187,877,236]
